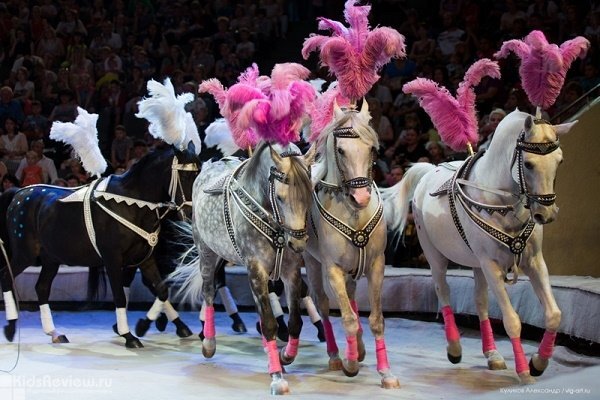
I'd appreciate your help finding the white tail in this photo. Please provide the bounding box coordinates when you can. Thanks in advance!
[380,163,436,237]
[166,220,203,305]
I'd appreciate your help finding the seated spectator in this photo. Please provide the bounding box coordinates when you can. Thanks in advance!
[1,174,20,192]
[49,89,78,123]
[478,108,506,151]
[22,100,49,142]
[0,117,28,174]
[127,140,149,169]
[0,86,25,128]
[13,67,35,111]
[425,141,446,165]
[15,139,58,184]
[20,150,44,186]
[111,125,133,170]
[386,127,429,168]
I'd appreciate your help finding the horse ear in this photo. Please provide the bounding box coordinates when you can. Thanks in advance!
[554,120,578,136]
[524,115,534,133]
[333,99,344,120]
[359,97,370,120]
[303,143,317,166]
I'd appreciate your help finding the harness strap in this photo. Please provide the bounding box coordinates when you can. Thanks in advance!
[94,200,161,248]
[83,178,103,257]
[313,185,383,280]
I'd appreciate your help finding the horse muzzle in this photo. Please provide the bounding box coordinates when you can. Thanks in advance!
[348,186,372,209]
[283,227,308,253]
[531,203,559,225]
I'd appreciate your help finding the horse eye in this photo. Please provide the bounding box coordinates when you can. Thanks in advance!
[337,147,344,156]
[276,194,283,202]
[524,161,534,170]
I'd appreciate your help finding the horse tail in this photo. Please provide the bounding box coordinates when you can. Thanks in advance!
[87,266,107,302]
[380,162,435,239]
[165,220,203,306]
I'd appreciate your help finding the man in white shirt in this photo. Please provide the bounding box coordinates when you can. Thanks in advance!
[15,140,58,184]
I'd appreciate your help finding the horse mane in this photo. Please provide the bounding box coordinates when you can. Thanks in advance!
[116,146,173,190]
[312,108,379,184]
[242,142,271,202]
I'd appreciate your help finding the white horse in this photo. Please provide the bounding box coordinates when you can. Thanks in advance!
[303,101,401,389]
[171,141,315,395]
[382,110,577,383]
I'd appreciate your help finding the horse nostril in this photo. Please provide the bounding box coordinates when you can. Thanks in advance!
[534,213,545,224]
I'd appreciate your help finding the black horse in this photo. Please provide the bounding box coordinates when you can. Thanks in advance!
[0,142,200,348]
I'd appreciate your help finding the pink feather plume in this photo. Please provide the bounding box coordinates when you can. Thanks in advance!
[307,83,351,143]
[494,30,590,110]
[403,59,500,152]
[199,63,316,148]
[302,0,406,101]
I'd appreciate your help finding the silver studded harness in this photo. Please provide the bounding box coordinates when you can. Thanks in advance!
[432,119,560,283]
[222,153,308,281]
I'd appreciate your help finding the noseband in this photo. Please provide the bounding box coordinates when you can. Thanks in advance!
[511,119,560,208]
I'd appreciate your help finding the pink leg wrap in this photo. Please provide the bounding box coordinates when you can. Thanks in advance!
[266,340,282,374]
[441,306,460,342]
[285,337,299,358]
[375,338,390,371]
[204,306,215,339]
[350,300,363,334]
[539,330,557,360]
[323,319,338,354]
[345,335,358,362]
[480,319,497,353]
[510,337,529,374]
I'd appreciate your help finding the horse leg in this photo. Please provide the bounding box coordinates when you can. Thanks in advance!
[304,252,341,370]
[215,258,246,334]
[35,261,68,343]
[1,270,18,342]
[199,248,220,358]
[247,261,289,395]
[346,277,365,362]
[300,278,325,342]
[473,268,506,370]
[105,260,143,348]
[481,260,534,384]
[366,254,400,388]
[326,263,360,377]
[279,259,303,365]
[420,227,461,364]
[521,253,561,377]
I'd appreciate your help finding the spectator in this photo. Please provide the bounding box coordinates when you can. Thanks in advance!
[15,139,58,184]
[478,108,506,151]
[20,150,44,186]
[127,140,149,169]
[1,174,20,192]
[111,124,133,169]
[409,23,436,67]
[367,97,394,149]
[385,164,405,187]
[425,141,446,164]
[36,27,65,62]
[0,117,28,174]
[22,100,49,142]
[436,12,465,61]
[12,67,35,110]
[48,89,77,123]
[0,86,24,127]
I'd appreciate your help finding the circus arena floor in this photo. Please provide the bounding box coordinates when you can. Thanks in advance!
[0,309,599,400]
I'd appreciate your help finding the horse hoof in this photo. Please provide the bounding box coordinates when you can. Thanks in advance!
[485,350,507,370]
[328,357,343,371]
[173,318,193,338]
[279,347,295,366]
[52,335,69,344]
[135,318,152,337]
[155,313,168,332]
[342,360,360,377]
[518,371,536,385]
[381,376,401,389]
[270,373,290,395]
[202,338,216,358]
[230,313,247,333]
[529,354,549,377]
[122,332,144,349]
[447,341,462,364]
[4,320,16,342]
[112,323,119,335]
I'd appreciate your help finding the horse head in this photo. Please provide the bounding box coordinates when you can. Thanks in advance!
[512,115,577,224]
[327,99,379,209]
[171,141,201,218]
[267,143,315,253]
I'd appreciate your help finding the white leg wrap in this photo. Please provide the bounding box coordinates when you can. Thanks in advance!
[3,291,18,320]
[199,300,207,322]
[146,298,164,321]
[123,287,130,308]
[269,292,284,318]
[163,300,179,321]
[115,308,129,335]
[39,304,56,335]
[218,286,238,315]
[303,296,321,324]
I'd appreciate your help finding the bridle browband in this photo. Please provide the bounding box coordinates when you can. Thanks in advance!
[511,118,560,208]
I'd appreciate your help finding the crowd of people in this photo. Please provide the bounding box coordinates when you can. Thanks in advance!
[0,0,598,265]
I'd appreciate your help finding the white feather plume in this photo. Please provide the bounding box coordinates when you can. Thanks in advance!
[49,107,107,177]
[204,118,240,156]
[182,112,202,154]
[135,78,194,148]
